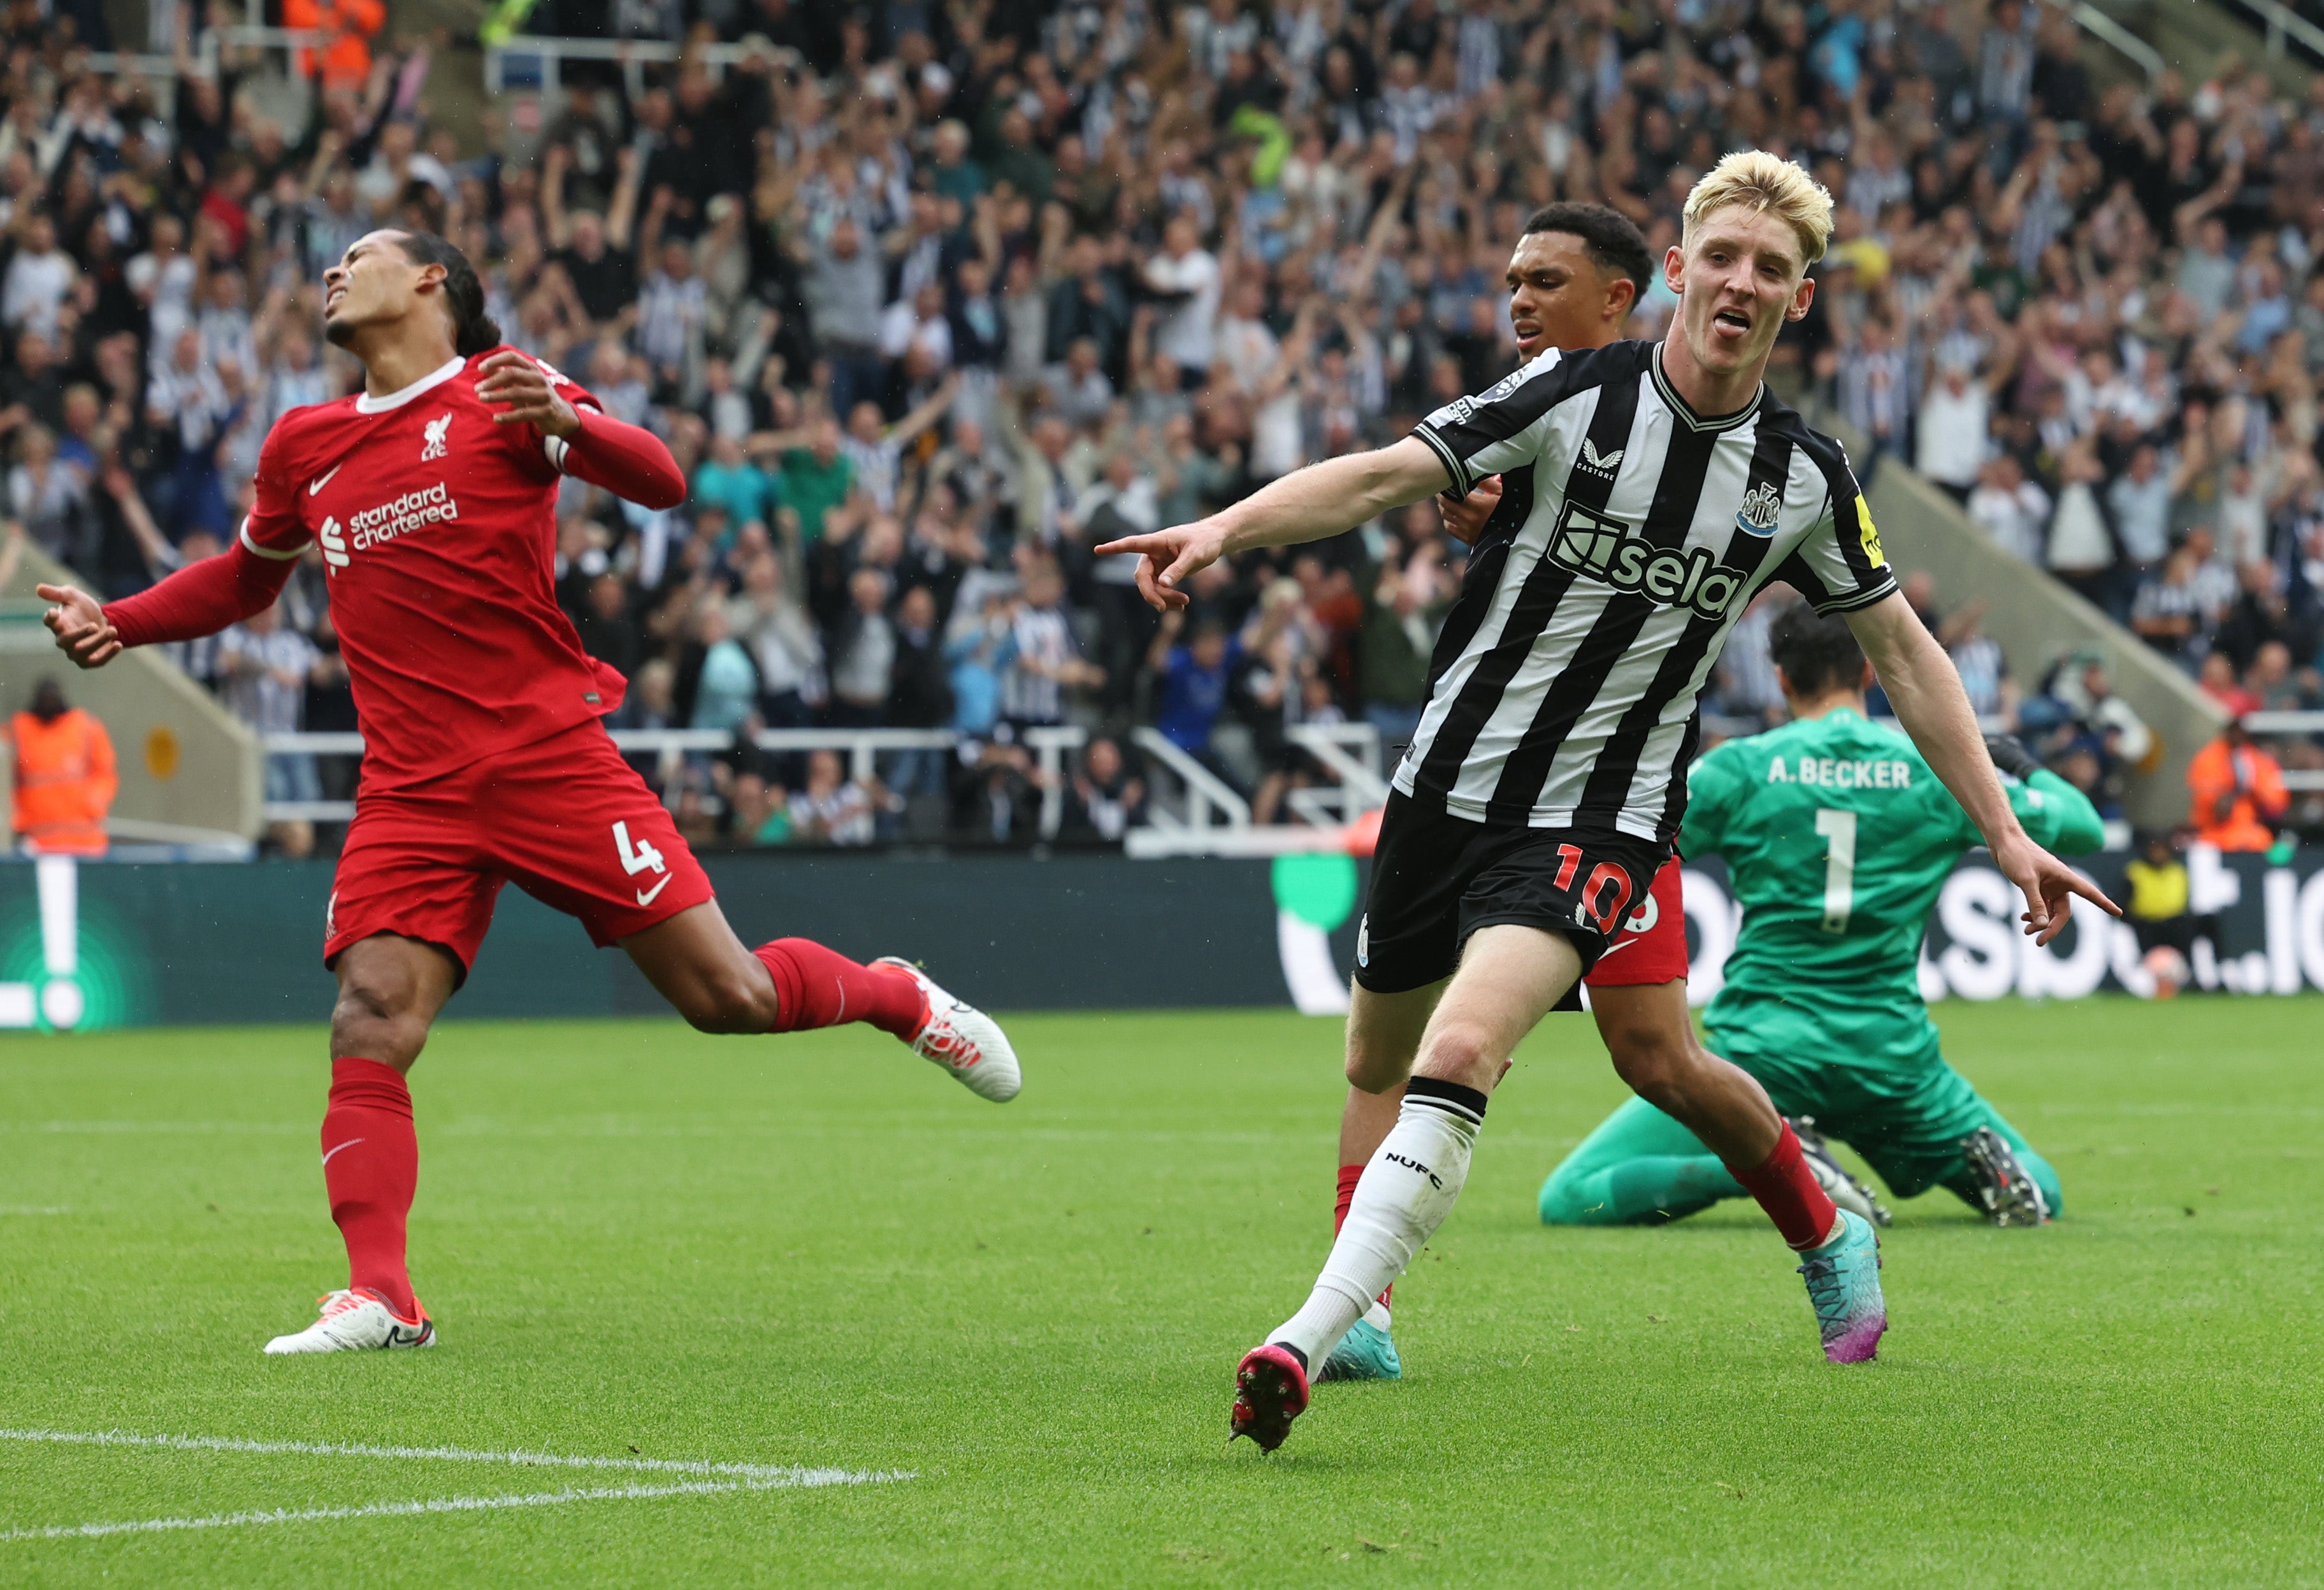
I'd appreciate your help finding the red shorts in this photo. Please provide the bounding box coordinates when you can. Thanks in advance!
[324,720,714,978]
[1582,856,1687,987]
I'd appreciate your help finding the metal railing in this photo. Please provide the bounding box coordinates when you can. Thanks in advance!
[78,25,326,80]
[69,25,329,119]
[1281,723,1391,829]
[2073,3,2167,82]
[249,695,2323,832]
[263,725,1037,821]
[484,35,800,99]
[1126,727,1251,841]
[2245,711,2324,792]
[261,724,1106,837]
[2202,0,2324,62]
[1124,723,1390,857]
[257,721,1395,850]
[494,15,2181,95]
[2241,711,2324,733]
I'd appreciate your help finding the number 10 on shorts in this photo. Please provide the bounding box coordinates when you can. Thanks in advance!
[613,820,667,878]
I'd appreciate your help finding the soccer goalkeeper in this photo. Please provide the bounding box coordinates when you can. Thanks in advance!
[1540,603,2101,1230]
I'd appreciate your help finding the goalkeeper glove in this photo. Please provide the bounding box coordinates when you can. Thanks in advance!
[1984,733,2042,781]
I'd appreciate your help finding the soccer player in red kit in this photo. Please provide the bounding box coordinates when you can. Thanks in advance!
[39,229,1021,1354]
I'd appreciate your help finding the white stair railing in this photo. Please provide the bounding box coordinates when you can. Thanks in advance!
[258,725,1098,828]
[1285,724,1389,808]
[2244,711,2324,792]
[2071,4,2164,82]
[1128,728,1251,837]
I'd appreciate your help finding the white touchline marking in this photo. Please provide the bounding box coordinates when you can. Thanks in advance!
[0,1431,911,1543]
[0,1474,900,1542]
[0,1428,906,1485]
[0,1122,308,1135]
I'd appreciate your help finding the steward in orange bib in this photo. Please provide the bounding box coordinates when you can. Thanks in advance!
[283,0,385,89]
[2186,718,2288,853]
[11,679,115,855]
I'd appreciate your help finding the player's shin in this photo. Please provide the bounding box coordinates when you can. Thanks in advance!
[1273,1078,1484,1369]
[1728,1120,1843,1250]
[321,1059,421,1318]
[1335,1083,1404,1316]
[753,937,925,1037]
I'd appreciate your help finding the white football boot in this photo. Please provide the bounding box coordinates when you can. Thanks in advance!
[263,1288,436,1354]
[872,957,1022,1102]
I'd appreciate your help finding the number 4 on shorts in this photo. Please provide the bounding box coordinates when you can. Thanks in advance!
[612,820,667,878]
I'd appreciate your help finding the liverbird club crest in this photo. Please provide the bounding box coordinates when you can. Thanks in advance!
[1735,482,1782,537]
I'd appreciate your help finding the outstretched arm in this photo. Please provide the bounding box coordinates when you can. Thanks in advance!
[1845,591,2119,943]
[1094,436,1449,610]
[886,372,960,449]
[42,536,297,665]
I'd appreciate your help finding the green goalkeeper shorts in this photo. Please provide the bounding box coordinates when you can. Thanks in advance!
[1704,992,2056,1208]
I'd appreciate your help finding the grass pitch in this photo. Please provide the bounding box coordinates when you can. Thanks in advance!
[1,995,2320,1587]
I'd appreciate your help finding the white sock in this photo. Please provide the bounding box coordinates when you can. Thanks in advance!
[1270,1078,1485,1370]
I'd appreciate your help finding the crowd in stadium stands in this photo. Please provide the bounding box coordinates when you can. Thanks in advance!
[5,0,2323,849]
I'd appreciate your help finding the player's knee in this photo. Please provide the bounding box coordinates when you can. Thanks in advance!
[329,979,430,1066]
[1606,1027,1694,1107]
[1343,988,1428,1093]
[677,969,778,1034]
[1413,1018,1503,1091]
[1538,1166,1603,1225]
[1343,1043,1405,1094]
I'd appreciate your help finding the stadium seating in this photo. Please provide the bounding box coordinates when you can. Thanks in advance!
[0,0,2316,856]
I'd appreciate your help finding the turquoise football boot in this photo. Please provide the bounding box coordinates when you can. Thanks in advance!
[1796,1210,1886,1364]
[1316,1317,1403,1382]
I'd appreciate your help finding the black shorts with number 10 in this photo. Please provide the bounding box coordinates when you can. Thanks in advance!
[1353,791,1672,995]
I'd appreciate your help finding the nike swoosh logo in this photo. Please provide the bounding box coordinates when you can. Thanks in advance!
[635,876,672,907]
[320,1138,364,1166]
[1594,936,1637,958]
[309,464,343,496]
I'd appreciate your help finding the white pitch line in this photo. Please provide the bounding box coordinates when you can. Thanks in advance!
[0,1473,894,1542]
[0,1429,913,1543]
[0,1428,895,1485]
[0,1121,308,1134]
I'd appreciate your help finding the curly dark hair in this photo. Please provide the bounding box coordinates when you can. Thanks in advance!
[1520,203,1655,300]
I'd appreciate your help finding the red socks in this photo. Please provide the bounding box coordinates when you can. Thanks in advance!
[314,945,916,1321]
[1728,1122,1841,1251]
[753,938,925,1039]
[1334,1162,1392,1312]
[322,1059,421,1319]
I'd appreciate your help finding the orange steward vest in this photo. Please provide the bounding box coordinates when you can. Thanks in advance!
[12,709,115,855]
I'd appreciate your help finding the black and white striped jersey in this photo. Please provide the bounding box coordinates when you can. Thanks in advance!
[1400,339,1897,842]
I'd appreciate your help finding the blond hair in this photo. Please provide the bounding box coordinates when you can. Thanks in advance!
[1681,150,1835,269]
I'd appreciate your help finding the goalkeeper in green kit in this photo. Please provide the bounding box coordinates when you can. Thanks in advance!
[1540,604,2102,1230]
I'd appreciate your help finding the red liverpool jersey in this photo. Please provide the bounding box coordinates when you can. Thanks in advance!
[242,349,626,791]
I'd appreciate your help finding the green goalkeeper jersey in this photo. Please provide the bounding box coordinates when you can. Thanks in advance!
[1678,707,2105,1025]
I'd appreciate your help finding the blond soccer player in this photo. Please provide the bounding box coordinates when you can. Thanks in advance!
[1097,154,2115,1451]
